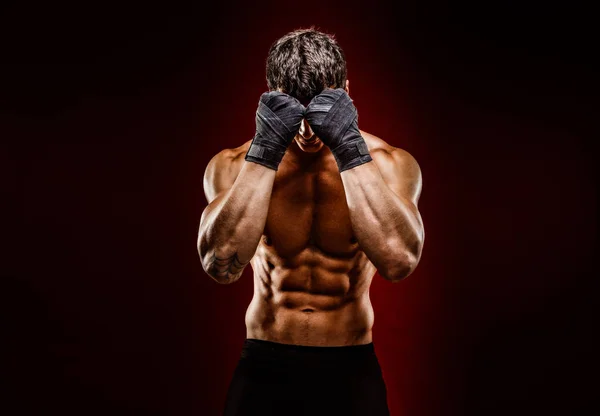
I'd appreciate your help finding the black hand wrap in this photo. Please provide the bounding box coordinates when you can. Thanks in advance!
[305,88,372,172]
[245,92,305,171]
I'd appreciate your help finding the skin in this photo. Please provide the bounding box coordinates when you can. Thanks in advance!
[198,80,424,346]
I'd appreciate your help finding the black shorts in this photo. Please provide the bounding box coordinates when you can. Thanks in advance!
[223,339,390,416]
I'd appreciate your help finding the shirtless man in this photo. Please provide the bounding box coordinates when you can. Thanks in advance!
[198,28,424,416]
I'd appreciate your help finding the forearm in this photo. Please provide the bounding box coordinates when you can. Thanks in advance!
[198,161,276,283]
[341,162,424,281]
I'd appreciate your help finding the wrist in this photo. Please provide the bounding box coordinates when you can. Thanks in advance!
[245,140,287,171]
[330,136,372,172]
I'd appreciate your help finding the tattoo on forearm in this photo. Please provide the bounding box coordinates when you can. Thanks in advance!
[207,252,247,281]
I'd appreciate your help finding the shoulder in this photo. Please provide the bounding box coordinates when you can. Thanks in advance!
[360,130,422,204]
[203,140,252,203]
[360,130,421,176]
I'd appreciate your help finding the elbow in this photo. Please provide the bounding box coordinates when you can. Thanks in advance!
[380,234,424,282]
[379,250,421,283]
[205,269,241,285]
[197,236,210,274]
[199,253,242,285]
[199,255,224,284]
[197,248,225,284]
[197,239,243,285]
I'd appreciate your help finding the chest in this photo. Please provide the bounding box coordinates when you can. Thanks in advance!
[264,152,356,258]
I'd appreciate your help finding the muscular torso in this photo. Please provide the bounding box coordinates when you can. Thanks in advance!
[230,133,389,346]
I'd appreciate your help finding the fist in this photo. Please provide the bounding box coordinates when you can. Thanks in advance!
[304,88,372,172]
[257,91,306,146]
[245,91,306,171]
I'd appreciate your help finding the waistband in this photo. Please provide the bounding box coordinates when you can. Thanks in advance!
[241,338,376,361]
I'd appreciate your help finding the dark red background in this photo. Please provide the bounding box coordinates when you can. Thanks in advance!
[4,1,596,415]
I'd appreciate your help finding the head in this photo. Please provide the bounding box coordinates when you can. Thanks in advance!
[266,28,350,152]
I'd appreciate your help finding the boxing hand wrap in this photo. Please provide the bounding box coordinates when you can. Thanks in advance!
[245,92,305,170]
[305,88,372,172]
